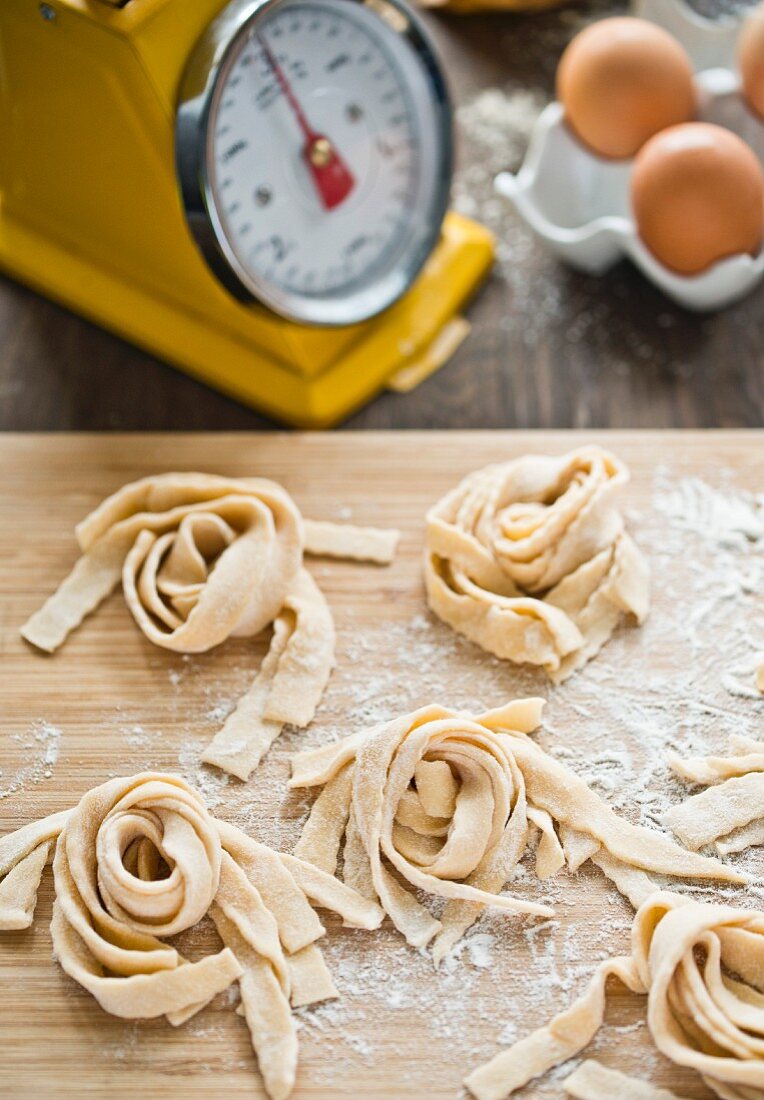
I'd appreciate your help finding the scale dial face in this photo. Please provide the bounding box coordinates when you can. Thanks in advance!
[177,0,452,326]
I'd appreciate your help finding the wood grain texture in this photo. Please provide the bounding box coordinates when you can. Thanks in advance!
[0,430,761,1100]
[0,2,762,432]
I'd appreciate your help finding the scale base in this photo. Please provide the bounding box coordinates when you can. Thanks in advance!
[0,210,494,428]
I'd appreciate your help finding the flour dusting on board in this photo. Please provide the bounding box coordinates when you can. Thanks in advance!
[0,720,62,799]
[162,464,762,1096]
[3,464,761,1094]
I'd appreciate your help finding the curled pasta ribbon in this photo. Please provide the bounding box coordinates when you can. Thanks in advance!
[20,473,399,779]
[465,891,764,1100]
[665,734,764,856]
[290,700,741,964]
[424,446,649,682]
[0,772,383,1100]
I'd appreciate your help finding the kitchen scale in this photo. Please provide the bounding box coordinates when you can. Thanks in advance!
[0,0,494,426]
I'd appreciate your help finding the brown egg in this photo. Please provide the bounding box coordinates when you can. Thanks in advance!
[740,2,764,121]
[557,17,696,160]
[631,123,764,275]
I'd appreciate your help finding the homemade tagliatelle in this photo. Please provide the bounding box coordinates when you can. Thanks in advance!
[562,1060,691,1100]
[20,473,399,780]
[465,891,764,1100]
[424,447,649,682]
[0,772,383,1100]
[289,700,742,963]
[665,734,764,856]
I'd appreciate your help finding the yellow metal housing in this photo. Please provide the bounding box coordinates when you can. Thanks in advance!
[0,0,494,426]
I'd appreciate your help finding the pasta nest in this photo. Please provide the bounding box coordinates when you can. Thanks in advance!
[290,700,741,966]
[467,891,764,1100]
[424,446,649,681]
[21,472,398,780]
[0,772,383,1100]
[21,472,324,656]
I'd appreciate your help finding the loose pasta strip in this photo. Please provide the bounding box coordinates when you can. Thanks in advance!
[666,736,764,855]
[303,519,399,563]
[563,1060,692,1100]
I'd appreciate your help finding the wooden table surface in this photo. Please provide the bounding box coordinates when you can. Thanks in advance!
[2,430,762,1099]
[1,1,762,432]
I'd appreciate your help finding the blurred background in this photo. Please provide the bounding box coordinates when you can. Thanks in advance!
[0,0,761,431]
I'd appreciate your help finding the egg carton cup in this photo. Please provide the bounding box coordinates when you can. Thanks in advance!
[494,0,764,310]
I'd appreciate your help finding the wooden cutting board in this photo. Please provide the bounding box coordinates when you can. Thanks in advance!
[0,431,762,1100]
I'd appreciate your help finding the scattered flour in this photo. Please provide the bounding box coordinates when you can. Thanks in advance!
[125,724,151,748]
[454,86,548,281]
[0,720,62,798]
[653,469,764,548]
[205,701,234,724]
[2,465,761,1095]
[177,741,230,811]
[283,465,762,1095]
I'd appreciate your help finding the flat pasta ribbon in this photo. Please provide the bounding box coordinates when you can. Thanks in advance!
[562,1060,692,1099]
[665,734,764,856]
[20,473,399,779]
[0,772,383,1100]
[289,700,741,964]
[424,446,649,682]
[465,891,764,1100]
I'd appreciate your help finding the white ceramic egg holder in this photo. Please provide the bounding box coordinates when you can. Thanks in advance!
[494,0,764,310]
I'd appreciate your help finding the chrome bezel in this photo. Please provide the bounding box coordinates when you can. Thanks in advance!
[175,0,453,327]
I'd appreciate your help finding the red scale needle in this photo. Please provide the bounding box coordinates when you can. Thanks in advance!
[258,34,355,211]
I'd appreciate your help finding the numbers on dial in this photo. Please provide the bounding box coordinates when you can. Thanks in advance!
[208,0,424,299]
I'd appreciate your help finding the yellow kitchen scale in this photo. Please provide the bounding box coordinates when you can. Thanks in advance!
[0,0,494,426]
